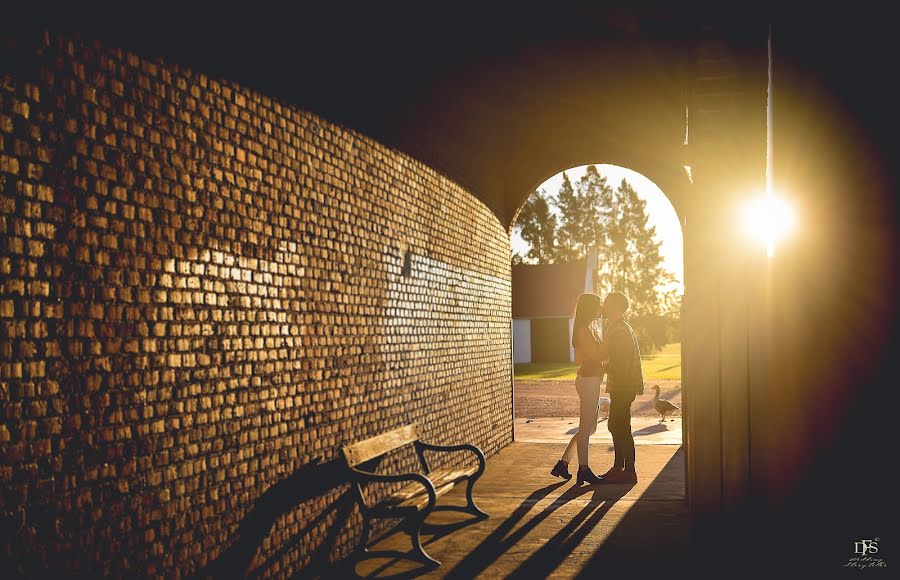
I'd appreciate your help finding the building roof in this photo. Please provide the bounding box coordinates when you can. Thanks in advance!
[512,260,589,319]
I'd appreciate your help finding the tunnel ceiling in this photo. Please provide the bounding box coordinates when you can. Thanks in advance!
[7,4,766,228]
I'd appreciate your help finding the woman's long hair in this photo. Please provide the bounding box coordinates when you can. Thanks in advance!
[572,293,603,349]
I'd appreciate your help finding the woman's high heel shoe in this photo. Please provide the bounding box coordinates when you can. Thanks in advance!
[550,460,572,480]
[576,465,604,485]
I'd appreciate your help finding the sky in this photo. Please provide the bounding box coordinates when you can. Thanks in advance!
[511,164,684,293]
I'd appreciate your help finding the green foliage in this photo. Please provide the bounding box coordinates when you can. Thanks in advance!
[550,172,581,262]
[514,189,557,264]
[629,313,671,353]
[576,165,615,258]
[596,178,679,351]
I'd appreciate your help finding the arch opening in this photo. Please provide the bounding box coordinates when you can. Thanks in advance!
[509,163,686,494]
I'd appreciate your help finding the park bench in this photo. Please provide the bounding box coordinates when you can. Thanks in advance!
[342,424,488,566]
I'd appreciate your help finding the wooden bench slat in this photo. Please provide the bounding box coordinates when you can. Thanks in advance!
[342,424,420,467]
[374,466,478,512]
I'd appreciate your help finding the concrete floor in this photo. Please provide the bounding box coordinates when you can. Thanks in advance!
[515,417,683,446]
[343,440,689,578]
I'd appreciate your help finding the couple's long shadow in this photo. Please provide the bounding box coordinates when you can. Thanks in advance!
[574,447,689,577]
[442,480,629,579]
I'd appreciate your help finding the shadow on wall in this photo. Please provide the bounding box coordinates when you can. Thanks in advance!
[195,457,352,580]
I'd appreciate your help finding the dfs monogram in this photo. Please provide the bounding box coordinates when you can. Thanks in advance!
[854,538,879,556]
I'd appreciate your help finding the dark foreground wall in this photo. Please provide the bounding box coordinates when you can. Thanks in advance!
[0,31,512,577]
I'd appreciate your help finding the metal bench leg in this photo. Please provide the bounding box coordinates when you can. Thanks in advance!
[408,514,441,567]
[465,477,489,518]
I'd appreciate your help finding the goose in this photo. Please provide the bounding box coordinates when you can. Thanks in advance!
[651,385,679,423]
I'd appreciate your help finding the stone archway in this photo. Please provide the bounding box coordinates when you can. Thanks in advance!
[508,159,691,475]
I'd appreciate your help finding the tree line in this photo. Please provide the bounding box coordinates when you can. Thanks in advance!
[513,165,682,351]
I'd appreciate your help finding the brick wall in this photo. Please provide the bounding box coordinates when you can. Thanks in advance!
[0,31,512,577]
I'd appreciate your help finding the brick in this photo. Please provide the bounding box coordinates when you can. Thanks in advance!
[0,28,512,579]
[0,155,19,174]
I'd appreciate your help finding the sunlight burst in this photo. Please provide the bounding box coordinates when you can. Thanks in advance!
[741,193,795,257]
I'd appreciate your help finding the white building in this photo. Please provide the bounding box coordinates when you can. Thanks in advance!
[512,250,597,364]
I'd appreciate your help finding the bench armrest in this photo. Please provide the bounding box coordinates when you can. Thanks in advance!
[414,441,486,476]
[348,467,438,510]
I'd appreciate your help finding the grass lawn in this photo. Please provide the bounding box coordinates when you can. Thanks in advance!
[515,342,681,381]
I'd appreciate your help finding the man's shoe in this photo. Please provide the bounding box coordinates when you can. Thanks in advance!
[600,467,623,480]
[603,468,637,484]
[576,465,604,485]
[550,460,572,480]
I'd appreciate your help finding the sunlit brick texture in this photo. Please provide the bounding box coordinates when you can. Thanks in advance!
[0,31,512,577]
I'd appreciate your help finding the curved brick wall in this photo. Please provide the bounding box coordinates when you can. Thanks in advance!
[0,31,512,577]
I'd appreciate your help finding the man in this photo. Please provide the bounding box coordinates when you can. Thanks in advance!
[600,291,643,484]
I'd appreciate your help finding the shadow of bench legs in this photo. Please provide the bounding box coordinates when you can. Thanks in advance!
[356,514,372,556]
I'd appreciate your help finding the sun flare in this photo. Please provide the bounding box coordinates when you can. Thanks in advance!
[741,194,795,257]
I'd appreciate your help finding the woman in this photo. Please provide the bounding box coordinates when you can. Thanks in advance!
[550,293,609,484]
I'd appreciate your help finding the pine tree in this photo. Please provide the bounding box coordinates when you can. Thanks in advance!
[551,172,581,262]
[596,178,677,350]
[513,188,557,264]
[553,165,615,263]
[576,165,615,260]
[621,179,665,315]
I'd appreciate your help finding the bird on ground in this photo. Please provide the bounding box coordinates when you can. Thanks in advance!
[650,385,679,423]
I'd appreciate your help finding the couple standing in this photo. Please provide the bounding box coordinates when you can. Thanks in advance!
[550,291,644,485]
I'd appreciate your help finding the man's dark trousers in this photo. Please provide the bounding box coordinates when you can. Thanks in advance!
[608,391,637,469]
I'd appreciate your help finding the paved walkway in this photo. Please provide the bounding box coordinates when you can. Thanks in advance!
[515,417,682,446]
[345,439,689,578]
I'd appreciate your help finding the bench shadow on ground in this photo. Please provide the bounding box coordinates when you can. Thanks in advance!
[338,509,489,580]
[194,456,354,580]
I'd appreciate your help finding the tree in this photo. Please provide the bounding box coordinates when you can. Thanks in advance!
[576,165,615,257]
[595,178,679,351]
[513,188,557,264]
[551,172,582,262]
